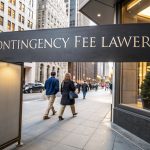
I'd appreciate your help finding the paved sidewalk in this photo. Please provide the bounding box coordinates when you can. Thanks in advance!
[5,89,150,150]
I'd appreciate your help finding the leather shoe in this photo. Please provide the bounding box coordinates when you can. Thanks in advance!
[73,113,78,117]
[43,116,50,120]
[52,111,57,115]
[58,116,64,121]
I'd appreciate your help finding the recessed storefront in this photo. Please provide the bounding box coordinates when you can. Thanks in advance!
[114,0,150,143]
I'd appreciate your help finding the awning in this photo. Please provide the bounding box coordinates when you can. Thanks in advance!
[79,0,120,25]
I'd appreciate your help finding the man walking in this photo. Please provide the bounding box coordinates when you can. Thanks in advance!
[82,81,89,99]
[43,71,59,120]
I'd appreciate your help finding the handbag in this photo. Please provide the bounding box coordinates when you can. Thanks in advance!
[69,91,78,99]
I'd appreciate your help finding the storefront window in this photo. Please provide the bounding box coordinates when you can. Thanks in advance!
[121,0,150,111]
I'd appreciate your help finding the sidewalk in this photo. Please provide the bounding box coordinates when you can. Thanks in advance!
[6,89,150,150]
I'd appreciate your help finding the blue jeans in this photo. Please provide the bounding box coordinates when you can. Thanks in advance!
[83,91,87,98]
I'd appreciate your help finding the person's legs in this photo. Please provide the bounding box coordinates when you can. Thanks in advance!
[78,88,80,93]
[59,105,66,117]
[70,104,75,114]
[83,91,86,99]
[83,91,85,99]
[52,106,57,115]
[58,105,66,121]
[70,104,78,116]
[43,95,56,119]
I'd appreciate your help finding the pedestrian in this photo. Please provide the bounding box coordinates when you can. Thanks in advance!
[105,82,109,91]
[101,82,104,89]
[89,83,92,90]
[58,73,78,121]
[95,83,98,91]
[109,82,112,94]
[75,82,81,94]
[43,71,59,120]
[82,81,89,99]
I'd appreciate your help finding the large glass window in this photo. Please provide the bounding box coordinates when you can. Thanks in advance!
[8,7,11,16]
[12,23,15,31]
[0,2,4,11]
[18,26,21,31]
[18,14,21,22]
[121,0,150,111]
[22,16,24,24]
[12,9,15,19]
[9,0,16,6]
[40,64,44,83]
[47,65,50,79]
[22,4,25,12]
[12,0,16,5]
[8,21,11,30]
[19,2,22,10]
[0,16,3,26]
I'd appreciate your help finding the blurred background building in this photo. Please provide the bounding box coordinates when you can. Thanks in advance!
[0,0,112,84]
[35,0,69,84]
[0,0,37,84]
[68,0,99,83]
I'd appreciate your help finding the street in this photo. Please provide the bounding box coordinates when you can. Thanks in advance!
[6,89,149,150]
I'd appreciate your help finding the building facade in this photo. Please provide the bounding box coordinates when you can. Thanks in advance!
[0,0,37,84]
[36,0,69,84]
[35,62,68,84]
[37,0,69,29]
[80,0,150,143]
[97,62,113,82]
[68,0,97,83]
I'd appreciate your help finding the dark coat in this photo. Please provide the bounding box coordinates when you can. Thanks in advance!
[60,80,75,105]
[82,83,89,92]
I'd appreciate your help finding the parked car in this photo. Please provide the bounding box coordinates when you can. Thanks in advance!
[23,83,44,93]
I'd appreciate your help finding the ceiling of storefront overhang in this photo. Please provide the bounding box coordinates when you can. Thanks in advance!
[79,0,124,25]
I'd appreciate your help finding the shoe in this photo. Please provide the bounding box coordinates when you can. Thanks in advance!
[52,110,57,115]
[58,116,64,121]
[73,113,78,117]
[43,116,50,120]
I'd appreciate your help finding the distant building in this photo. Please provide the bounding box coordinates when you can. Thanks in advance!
[37,0,69,29]
[0,0,37,84]
[97,63,113,82]
[36,0,69,83]
[68,0,97,83]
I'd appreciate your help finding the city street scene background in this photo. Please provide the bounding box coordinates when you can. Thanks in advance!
[0,0,150,150]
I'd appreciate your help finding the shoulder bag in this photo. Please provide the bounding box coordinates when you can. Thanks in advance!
[69,91,78,99]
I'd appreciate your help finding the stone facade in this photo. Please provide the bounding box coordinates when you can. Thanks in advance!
[0,0,37,84]
[36,0,69,84]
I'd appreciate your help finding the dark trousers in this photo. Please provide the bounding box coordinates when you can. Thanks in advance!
[82,91,87,98]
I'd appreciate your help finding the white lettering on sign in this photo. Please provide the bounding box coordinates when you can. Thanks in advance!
[101,36,150,48]
[75,36,96,48]
[142,36,150,47]
[0,36,150,50]
[0,38,70,50]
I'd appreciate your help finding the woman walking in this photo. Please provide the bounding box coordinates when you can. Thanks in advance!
[58,73,78,121]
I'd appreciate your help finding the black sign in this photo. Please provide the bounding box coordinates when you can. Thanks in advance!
[0,24,150,62]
